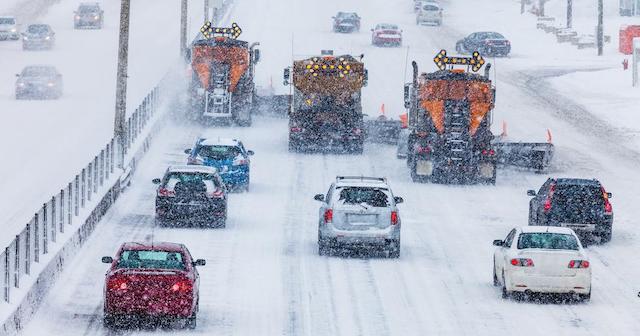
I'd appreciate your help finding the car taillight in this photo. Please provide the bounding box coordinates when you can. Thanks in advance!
[170,280,193,293]
[158,188,175,197]
[108,277,128,291]
[543,182,556,213]
[568,260,589,268]
[208,188,224,199]
[601,187,613,215]
[510,258,534,267]
[232,157,248,166]
[391,211,398,225]
[323,209,333,223]
[481,149,496,156]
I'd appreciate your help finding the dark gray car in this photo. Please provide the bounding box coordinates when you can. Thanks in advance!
[22,24,55,50]
[15,65,63,99]
[74,2,104,29]
[455,31,511,57]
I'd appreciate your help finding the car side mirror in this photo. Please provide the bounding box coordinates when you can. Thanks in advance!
[314,194,325,202]
[184,148,191,154]
[492,240,503,247]
[607,192,612,198]
[370,28,374,32]
[527,190,536,197]
[15,74,20,77]
[101,256,113,263]
[192,259,206,266]
[152,178,161,184]
[247,150,255,156]
[394,196,404,204]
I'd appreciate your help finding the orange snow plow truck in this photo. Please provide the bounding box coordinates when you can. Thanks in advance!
[188,22,260,126]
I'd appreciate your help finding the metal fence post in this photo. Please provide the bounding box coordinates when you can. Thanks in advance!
[25,223,30,275]
[34,213,39,262]
[67,182,72,225]
[87,163,92,202]
[50,197,56,243]
[94,156,99,193]
[100,150,105,186]
[59,190,65,233]
[4,248,9,302]
[110,138,115,174]
[75,175,80,215]
[14,237,19,288]
[81,170,86,209]
[42,203,48,254]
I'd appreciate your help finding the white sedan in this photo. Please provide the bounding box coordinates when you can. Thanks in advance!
[492,226,591,301]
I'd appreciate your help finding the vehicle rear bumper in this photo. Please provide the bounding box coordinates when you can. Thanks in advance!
[506,272,591,294]
[219,168,250,187]
[374,37,402,44]
[105,296,194,318]
[484,46,511,56]
[75,19,101,27]
[320,225,400,244]
[417,15,441,23]
[547,215,613,234]
[156,200,226,222]
[23,40,53,49]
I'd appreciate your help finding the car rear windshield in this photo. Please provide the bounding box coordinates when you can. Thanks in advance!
[379,24,398,30]
[197,145,241,160]
[117,250,186,270]
[480,32,504,39]
[0,18,16,24]
[27,25,49,33]
[336,187,389,207]
[423,4,440,10]
[517,233,579,251]
[551,184,604,218]
[164,172,220,191]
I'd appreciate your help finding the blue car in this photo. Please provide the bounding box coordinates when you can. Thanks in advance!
[185,138,254,191]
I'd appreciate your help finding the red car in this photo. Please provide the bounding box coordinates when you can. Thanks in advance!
[101,242,206,329]
[371,23,402,47]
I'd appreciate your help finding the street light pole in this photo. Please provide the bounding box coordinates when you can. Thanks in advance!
[597,0,604,56]
[204,0,209,22]
[114,0,130,169]
[180,0,188,58]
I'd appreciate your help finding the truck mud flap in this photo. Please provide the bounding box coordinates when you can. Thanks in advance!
[364,120,402,144]
[253,94,291,117]
[494,142,554,172]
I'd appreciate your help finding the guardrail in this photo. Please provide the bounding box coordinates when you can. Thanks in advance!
[0,87,159,305]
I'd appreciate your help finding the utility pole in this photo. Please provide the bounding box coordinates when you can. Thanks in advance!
[204,0,209,22]
[180,0,188,58]
[597,0,604,56]
[114,0,130,169]
[521,0,525,14]
[633,38,639,87]
[539,0,546,16]
[567,0,573,28]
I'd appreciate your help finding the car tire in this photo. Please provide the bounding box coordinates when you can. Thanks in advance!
[388,239,400,258]
[103,315,116,329]
[599,228,612,243]
[501,273,509,299]
[186,312,197,329]
[318,237,330,256]
[580,291,591,302]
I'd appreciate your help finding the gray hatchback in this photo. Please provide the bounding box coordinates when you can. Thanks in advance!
[314,176,403,258]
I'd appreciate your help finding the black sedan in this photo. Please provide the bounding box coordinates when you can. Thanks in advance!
[15,65,63,100]
[455,32,511,57]
[22,24,55,50]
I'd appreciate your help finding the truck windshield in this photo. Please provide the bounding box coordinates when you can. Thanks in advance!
[117,250,186,270]
[517,233,579,251]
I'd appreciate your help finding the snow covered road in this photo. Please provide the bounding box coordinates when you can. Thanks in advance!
[12,0,640,334]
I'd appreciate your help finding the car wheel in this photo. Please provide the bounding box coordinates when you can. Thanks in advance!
[103,315,116,329]
[388,239,400,258]
[501,272,509,299]
[599,227,612,243]
[580,291,591,302]
[318,237,330,256]
[186,312,197,329]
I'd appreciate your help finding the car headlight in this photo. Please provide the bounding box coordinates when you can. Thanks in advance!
[75,15,80,19]
[22,36,28,40]
[94,15,100,19]
[47,83,54,87]
[17,82,25,87]
[10,28,16,32]
[45,36,50,40]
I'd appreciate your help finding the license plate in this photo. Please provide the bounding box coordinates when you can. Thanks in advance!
[561,223,595,231]
[347,214,377,225]
[416,160,433,176]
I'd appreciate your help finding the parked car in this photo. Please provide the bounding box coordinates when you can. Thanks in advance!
[185,137,254,191]
[15,65,63,100]
[416,2,443,26]
[371,23,402,46]
[455,31,511,57]
[22,24,55,50]
[493,226,591,301]
[0,16,19,40]
[153,165,227,228]
[101,242,206,329]
[527,178,613,242]
[74,2,104,29]
[314,176,403,257]
[332,12,361,33]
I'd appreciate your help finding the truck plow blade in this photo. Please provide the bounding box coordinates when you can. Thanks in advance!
[493,142,554,172]
[364,119,402,144]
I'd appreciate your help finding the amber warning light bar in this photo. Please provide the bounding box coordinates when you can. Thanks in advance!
[433,49,485,72]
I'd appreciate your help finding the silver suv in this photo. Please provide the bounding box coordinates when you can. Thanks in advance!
[314,176,403,258]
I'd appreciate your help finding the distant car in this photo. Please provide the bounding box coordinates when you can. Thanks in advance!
[74,2,104,29]
[153,165,228,228]
[332,12,361,33]
[0,16,19,40]
[493,226,591,301]
[527,178,613,242]
[371,23,402,47]
[314,176,403,257]
[102,242,205,329]
[15,65,63,100]
[416,2,442,26]
[185,137,254,191]
[455,31,511,57]
[22,24,55,50]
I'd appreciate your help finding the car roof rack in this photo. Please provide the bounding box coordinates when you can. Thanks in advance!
[335,176,387,184]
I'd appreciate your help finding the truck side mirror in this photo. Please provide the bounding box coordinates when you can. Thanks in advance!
[403,84,411,108]
[253,49,260,63]
[283,68,290,86]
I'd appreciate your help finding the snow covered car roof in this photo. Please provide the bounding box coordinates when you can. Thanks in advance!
[335,176,389,188]
[167,165,218,174]
[119,241,185,252]
[198,137,240,147]
[518,226,577,235]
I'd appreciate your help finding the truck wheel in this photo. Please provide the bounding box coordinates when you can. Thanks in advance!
[598,228,612,243]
